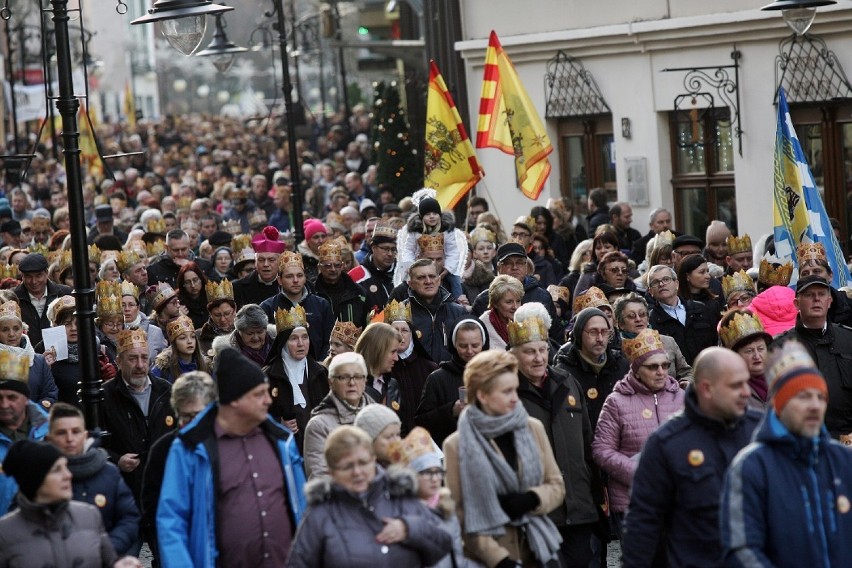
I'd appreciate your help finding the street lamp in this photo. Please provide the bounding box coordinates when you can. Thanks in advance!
[762,0,837,36]
[196,13,247,73]
[130,0,233,56]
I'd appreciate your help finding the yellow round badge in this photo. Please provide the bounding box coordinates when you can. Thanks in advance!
[416,330,422,339]
[587,388,598,400]
[271,387,279,398]
[642,408,653,419]
[838,495,851,514]
[688,449,705,467]
[391,400,400,411]
[41,400,52,409]
[567,395,576,407]
[165,416,174,427]
[94,494,107,508]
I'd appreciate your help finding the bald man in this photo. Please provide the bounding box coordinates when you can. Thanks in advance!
[621,347,762,568]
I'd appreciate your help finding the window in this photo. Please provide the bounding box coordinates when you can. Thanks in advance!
[670,108,736,238]
[557,117,616,216]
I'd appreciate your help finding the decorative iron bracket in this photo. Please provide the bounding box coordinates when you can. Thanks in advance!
[544,51,610,118]
[774,33,852,105]
[663,49,743,157]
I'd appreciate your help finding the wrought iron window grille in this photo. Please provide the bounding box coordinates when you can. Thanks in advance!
[774,33,852,105]
[544,51,610,118]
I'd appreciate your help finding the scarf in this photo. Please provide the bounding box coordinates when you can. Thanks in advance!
[0,336,35,367]
[750,373,769,402]
[457,403,561,564]
[239,334,272,367]
[67,447,109,480]
[489,310,510,345]
[282,339,308,408]
[67,343,79,364]
[207,317,233,336]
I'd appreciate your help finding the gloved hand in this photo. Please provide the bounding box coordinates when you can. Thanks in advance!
[497,491,540,520]
[99,353,117,382]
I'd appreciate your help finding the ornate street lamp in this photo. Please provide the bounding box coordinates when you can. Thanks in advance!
[762,0,837,36]
[130,0,233,56]
[196,13,247,73]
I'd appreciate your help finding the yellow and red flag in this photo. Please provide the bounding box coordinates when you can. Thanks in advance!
[78,101,102,177]
[424,60,484,209]
[123,80,136,129]
[476,30,552,200]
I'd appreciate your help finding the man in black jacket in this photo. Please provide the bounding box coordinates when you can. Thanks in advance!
[629,208,677,264]
[14,253,72,350]
[313,239,369,327]
[403,259,466,364]
[585,188,609,235]
[233,226,286,308]
[348,221,398,312]
[147,230,203,288]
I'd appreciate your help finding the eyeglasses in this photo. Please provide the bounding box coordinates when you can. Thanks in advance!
[728,295,755,308]
[332,457,375,473]
[607,267,629,275]
[321,262,343,270]
[622,311,648,320]
[511,231,531,239]
[649,275,675,288]
[374,245,397,254]
[641,361,671,371]
[178,410,200,423]
[333,374,367,384]
[583,328,611,339]
[418,468,445,480]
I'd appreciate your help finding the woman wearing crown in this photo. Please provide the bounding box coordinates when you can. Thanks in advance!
[119,280,167,363]
[197,278,237,357]
[0,301,58,408]
[95,281,124,364]
[719,310,773,412]
[151,315,209,384]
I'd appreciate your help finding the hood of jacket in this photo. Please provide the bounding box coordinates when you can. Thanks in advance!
[211,325,277,356]
[755,409,832,466]
[405,211,456,233]
[750,286,797,335]
[465,260,495,288]
[297,241,319,261]
[304,465,417,506]
[614,371,681,397]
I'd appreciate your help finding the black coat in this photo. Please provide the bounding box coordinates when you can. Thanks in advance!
[415,360,465,447]
[586,207,610,235]
[14,280,73,350]
[648,298,719,365]
[313,273,371,328]
[233,270,280,308]
[263,356,329,449]
[140,429,176,563]
[100,373,176,502]
[146,255,182,288]
[348,255,395,313]
[405,288,467,364]
[391,351,437,436]
[260,291,335,361]
[554,343,630,431]
[365,374,402,418]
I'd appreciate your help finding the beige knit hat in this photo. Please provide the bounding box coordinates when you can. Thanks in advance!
[705,220,730,244]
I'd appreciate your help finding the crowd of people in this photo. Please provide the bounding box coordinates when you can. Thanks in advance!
[0,112,851,567]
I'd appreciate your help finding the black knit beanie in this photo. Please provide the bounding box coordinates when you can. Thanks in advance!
[3,440,63,501]
[570,307,610,349]
[216,348,268,404]
[418,197,441,218]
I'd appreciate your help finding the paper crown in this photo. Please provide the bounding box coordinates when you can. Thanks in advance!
[146,240,166,257]
[547,285,571,305]
[145,217,166,234]
[120,280,139,300]
[251,226,286,254]
[387,426,436,468]
[721,270,755,297]
[759,257,794,287]
[765,339,817,388]
[653,230,676,248]
[726,233,752,255]
[0,349,31,382]
[177,196,194,212]
[318,240,343,263]
[572,286,610,316]
[117,328,148,354]
[96,281,123,318]
[56,251,73,275]
[383,299,412,323]
[226,186,248,200]
[234,249,256,266]
[470,226,496,245]
[514,215,535,232]
[47,295,76,325]
[152,282,177,310]
[166,315,195,343]
[796,241,826,264]
[274,304,308,333]
[417,233,444,254]
[0,301,21,320]
[622,328,665,363]
[116,250,144,273]
[278,251,303,271]
[0,264,19,280]
[232,234,251,254]
[88,244,101,265]
[27,242,49,257]
[248,209,268,228]
[508,316,549,347]
[222,219,242,236]
[331,320,363,347]
[31,216,51,232]
[371,221,398,242]
[204,279,233,305]
[101,250,119,265]
[720,311,771,350]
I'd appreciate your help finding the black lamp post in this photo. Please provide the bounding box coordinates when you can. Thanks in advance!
[762,0,837,35]
[131,0,233,56]
[196,12,247,73]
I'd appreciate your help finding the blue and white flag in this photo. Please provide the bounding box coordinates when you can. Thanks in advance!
[772,88,850,288]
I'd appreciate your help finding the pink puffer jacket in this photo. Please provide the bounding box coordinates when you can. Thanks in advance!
[591,372,685,513]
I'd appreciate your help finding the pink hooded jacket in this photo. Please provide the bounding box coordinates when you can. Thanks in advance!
[750,285,796,337]
[592,373,685,513]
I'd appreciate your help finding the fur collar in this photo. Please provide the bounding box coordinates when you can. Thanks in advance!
[465,260,496,287]
[304,465,417,506]
[405,211,456,233]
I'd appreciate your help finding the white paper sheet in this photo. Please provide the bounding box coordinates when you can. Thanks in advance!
[41,326,68,361]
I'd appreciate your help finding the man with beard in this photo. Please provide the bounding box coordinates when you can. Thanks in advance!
[313,239,369,327]
[101,329,176,504]
[349,221,398,313]
[233,226,286,308]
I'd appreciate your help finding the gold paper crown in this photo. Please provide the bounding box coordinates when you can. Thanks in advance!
[765,339,817,387]
[166,315,195,343]
[0,349,31,381]
[97,295,123,319]
[383,299,412,323]
[278,251,303,271]
[470,226,496,245]
[248,210,268,228]
[274,304,308,333]
[31,216,51,232]
[726,233,752,255]
[227,186,248,200]
[572,286,610,316]
[87,244,101,265]
[759,258,794,287]
[222,219,242,236]
[231,234,251,253]
[653,230,676,248]
[371,222,398,242]
[547,285,571,305]
[387,426,435,467]
[56,251,72,275]
[117,328,148,354]
[146,240,166,257]
[622,329,665,363]
[417,233,444,254]
[0,301,21,320]
[120,280,139,300]
[720,311,770,350]
[0,264,19,280]
[508,317,549,347]
[318,240,343,263]
[796,241,826,264]
[514,215,535,231]
[331,320,363,347]
[101,250,119,265]
[152,282,177,309]
[116,250,144,273]
[145,217,166,234]
[721,270,755,297]
[27,243,49,257]
[206,278,234,303]
[96,280,122,300]
[177,196,194,211]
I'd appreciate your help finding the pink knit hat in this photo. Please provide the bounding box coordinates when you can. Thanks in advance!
[304,219,327,241]
[251,226,287,254]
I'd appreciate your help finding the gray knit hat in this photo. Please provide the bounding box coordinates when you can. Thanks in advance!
[234,304,268,332]
[354,404,401,441]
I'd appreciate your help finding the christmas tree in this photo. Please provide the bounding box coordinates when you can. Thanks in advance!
[371,80,422,200]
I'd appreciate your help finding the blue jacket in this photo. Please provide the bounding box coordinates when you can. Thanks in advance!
[621,386,762,568]
[260,289,334,360]
[156,404,307,568]
[721,412,852,568]
[0,402,49,513]
[28,353,58,407]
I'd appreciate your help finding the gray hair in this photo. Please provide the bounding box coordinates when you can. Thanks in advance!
[649,208,670,223]
[171,371,218,412]
[647,264,677,282]
[613,292,648,326]
[328,352,368,378]
[569,239,593,272]
[234,304,269,332]
[406,258,437,282]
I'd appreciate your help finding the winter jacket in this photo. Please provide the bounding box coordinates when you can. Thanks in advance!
[586,206,610,235]
[471,275,563,345]
[67,446,140,556]
[0,497,116,568]
[479,310,508,352]
[573,268,637,305]
[392,350,438,435]
[773,320,852,439]
[0,402,48,513]
[395,212,468,286]
[517,368,600,528]
[260,289,335,360]
[314,272,371,327]
[415,360,466,447]
[444,418,565,567]
[100,373,176,501]
[150,347,205,384]
[554,343,630,431]
[405,287,467,364]
[262,356,329,447]
[288,466,453,568]
[136,314,167,362]
[13,280,73,350]
[591,373,685,512]
[648,298,719,365]
[659,333,693,383]
[721,412,852,568]
[303,392,374,479]
[621,385,762,568]
[157,404,307,568]
[462,260,495,303]
[348,254,396,313]
[26,351,58,407]
[828,285,852,327]
[296,242,321,284]
[146,254,183,288]
[196,320,230,358]
[750,285,796,336]
[232,269,280,308]
[140,430,177,564]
